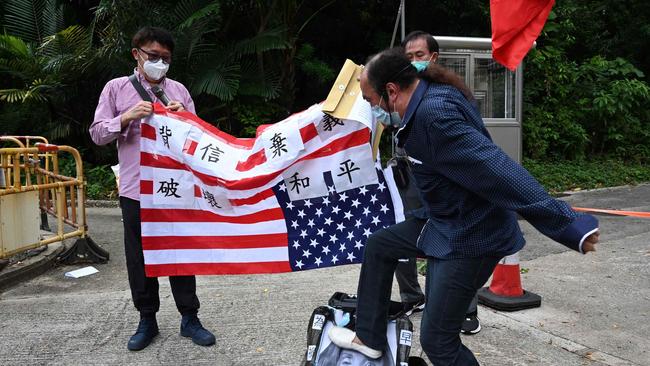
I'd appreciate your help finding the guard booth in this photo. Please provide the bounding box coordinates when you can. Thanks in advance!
[435,36,523,162]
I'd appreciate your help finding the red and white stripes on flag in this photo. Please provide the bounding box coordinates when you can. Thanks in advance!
[139,102,396,276]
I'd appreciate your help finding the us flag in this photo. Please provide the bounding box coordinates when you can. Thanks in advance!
[277,170,395,271]
[140,102,401,277]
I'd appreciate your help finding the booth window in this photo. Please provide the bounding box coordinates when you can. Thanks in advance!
[439,50,518,120]
[438,55,468,83]
[473,58,516,119]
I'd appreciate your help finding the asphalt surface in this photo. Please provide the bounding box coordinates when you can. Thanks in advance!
[0,184,648,365]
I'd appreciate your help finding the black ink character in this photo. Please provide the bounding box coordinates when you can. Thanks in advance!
[270,132,288,158]
[288,171,310,194]
[200,143,224,163]
[202,189,222,208]
[322,115,345,131]
[336,159,360,183]
[159,125,172,148]
[157,178,181,198]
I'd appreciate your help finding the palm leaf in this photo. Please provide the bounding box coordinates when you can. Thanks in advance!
[173,0,222,31]
[0,57,41,79]
[0,35,40,82]
[24,78,58,102]
[3,0,46,42]
[173,19,217,62]
[3,0,64,43]
[190,61,240,100]
[0,34,31,59]
[41,0,65,37]
[47,120,71,140]
[0,77,61,103]
[234,27,291,56]
[41,53,74,73]
[40,25,91,58]
[238,60,281,99]
[0,88,28,103]
[239,74,281,99]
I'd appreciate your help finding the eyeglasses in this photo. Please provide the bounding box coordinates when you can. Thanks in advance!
[138,48,171,64]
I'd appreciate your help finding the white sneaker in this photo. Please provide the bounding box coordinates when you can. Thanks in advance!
[327,326,383,359]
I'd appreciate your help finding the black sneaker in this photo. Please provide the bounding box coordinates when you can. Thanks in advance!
[461,312,481,335]
[402,299,426,316]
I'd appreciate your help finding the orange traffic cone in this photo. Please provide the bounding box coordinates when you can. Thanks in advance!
[477,252,541,311]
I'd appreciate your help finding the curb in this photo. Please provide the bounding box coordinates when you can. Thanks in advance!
[86,199,120,208]
[85,184,650,208]
[560,183,650,196]
[0,241,66,292]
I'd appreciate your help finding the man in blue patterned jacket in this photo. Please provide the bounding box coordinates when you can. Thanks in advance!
[328,47,600,365]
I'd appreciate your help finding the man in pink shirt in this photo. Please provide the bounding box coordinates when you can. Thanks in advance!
[90,27,215,351]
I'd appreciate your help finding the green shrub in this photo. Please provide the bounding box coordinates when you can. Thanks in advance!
[85,165,118,200]
[58,155,117,200]
[230,100,288,137]
[525,50,650,162]
[524,6,650,163]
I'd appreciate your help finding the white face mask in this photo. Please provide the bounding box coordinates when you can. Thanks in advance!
[142,58,169,81]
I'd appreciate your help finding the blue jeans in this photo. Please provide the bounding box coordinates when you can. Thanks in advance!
[355,218,500,365]
[420,256,500,365]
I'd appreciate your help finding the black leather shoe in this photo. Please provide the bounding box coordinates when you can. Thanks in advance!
[127,317,159,351]
[180,314,216,346]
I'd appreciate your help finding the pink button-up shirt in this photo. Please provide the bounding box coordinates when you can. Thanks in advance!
[89,70,195,201]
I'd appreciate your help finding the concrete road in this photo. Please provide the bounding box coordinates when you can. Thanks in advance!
[0,185,648,365]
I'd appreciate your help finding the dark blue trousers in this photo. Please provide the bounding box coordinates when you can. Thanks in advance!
[355,217,500,365]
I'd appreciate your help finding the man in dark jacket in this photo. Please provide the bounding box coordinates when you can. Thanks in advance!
[329,47,599,366]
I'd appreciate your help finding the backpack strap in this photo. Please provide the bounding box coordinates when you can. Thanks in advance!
[128,74,152,102]
[395,315,414,365]
[302,306,333,366]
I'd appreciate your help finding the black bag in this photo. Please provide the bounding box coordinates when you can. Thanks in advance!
[387,153,424,217]
[302,292,427,366]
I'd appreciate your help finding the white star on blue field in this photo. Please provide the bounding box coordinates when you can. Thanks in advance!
[275,169,395,271]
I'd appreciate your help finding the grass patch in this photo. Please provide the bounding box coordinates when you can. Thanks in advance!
[523,158,650,194]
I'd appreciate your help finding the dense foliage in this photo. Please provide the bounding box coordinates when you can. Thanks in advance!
[2,0,650,169]
[523,4,650,162]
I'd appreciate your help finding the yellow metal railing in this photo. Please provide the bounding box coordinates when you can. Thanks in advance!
[0,139,108,263]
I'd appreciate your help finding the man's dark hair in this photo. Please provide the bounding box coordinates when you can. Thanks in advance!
[366,47,418,98]
[131,27,175,53]
[366,47,474,102]
[401,31,439,54]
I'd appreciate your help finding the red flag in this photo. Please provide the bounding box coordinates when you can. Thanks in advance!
[491,0,555,71]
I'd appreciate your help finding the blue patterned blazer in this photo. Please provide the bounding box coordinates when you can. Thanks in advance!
[396,80,598,259]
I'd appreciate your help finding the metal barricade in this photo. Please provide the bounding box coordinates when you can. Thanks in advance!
[1,136,52,231]
[0,140,109,264]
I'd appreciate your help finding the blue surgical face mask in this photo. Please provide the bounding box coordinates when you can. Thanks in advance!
[372,96,401,128]
[411,60,429,73]
[389,111,402,127]
[411,53,435,73]
[372,104,391,126]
